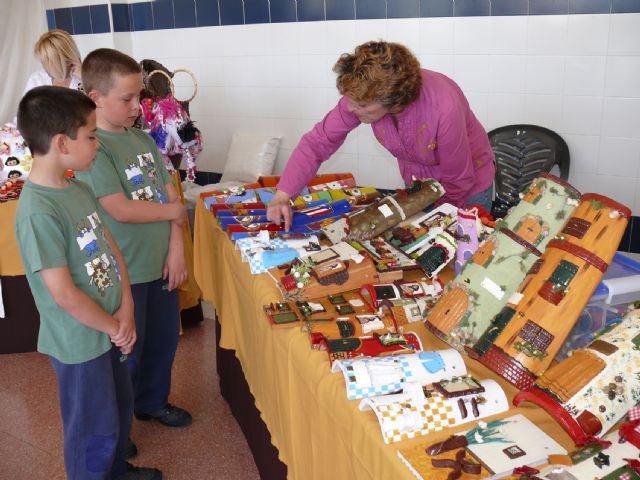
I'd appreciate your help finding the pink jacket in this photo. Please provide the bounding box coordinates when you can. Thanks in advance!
[277,69,495,207]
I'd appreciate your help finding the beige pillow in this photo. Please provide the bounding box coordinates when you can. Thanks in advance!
[220,133,281,184]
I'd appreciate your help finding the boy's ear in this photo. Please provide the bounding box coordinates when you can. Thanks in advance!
[51,133,70,155]
[87,89,102,106]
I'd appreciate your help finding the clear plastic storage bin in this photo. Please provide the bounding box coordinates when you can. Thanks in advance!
[557,252,640,360]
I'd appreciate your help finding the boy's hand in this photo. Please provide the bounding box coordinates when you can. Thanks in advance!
[163,244,187,291]
[111,304,136,354]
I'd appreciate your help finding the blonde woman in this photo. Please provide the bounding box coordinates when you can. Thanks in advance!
[24,29,83,92]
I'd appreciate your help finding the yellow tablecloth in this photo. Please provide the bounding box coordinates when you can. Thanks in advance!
[193,197,576,480]
[0,172,201,310]
[0,200,24,276]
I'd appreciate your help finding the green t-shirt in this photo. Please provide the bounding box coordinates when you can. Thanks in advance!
[15,179,122,364]
[75,127,173,284]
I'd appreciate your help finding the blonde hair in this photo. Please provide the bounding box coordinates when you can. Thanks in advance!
[34,29,82,81]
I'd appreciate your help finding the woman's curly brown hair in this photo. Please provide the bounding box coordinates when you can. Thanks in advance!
[333,41,422,108]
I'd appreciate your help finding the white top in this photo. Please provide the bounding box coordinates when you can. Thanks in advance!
[23,69,83,93]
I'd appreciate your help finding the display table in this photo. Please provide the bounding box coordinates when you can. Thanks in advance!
[193,197,576,480]
[0,172,203,354]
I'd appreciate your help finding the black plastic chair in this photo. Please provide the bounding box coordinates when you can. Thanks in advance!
[488,124,570,218]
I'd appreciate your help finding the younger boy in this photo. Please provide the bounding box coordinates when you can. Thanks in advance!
[77,49,192,437]
[15,86,161,479]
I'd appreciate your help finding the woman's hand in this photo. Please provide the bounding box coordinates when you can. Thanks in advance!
[266,190,293,231]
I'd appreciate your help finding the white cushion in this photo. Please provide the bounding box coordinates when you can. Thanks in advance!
[220,133,281,184]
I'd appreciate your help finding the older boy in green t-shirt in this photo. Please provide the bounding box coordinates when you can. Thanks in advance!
[76,49,192,448]
[15,86,161,479]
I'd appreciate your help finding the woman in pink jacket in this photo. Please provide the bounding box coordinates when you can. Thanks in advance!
[267,41,495,230]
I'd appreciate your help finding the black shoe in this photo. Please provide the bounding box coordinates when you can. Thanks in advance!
[125,437,138,460]
[117,462,162,480]
[135,403,192,428]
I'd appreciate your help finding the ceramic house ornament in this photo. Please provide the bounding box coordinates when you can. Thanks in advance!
[474,193,630,390]
[360,377,508,444]
[340,179,445,242]
[331,350,466,400]
[425,174,580,352]
[514,305,640,445]
[321,332,424,364]
[455,207,481,276]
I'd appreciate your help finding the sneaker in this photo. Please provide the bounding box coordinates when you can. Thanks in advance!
[116,462,162,480]
[125,437,137,460]
[135,403,192,428]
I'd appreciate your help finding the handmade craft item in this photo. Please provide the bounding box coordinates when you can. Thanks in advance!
[534,431,640,480]
[414,229,457,278]
[349,237,417,282]
[139,65,202,182]
[0,179,24,202]
[360,377,508,444]
[514,305,640,444]
[425,174,580,352]
[325,179,444,243]
[0,124,32,182]
[397,414,566,480]
[236,232,321,275]
[359,280,445,325]
[331,350,466,400]
[474,192,630,390]
[257,172,355,188]
[271,242,378,301]
[455,207,481,276]
[322,332,424,364]
[384,203,459,255]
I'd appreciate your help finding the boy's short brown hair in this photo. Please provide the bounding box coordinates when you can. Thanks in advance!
[82,48,141,95]
[17,86,96,156]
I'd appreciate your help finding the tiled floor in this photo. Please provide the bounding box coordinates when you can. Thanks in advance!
[0,317,260,480]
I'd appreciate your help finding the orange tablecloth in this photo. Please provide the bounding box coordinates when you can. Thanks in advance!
[193,197,575,480]
[0,200,24,276]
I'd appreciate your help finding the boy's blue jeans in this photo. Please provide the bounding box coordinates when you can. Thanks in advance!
[129,278,180,415]
[50,346,132,479]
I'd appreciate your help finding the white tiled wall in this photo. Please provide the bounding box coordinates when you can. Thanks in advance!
[69,13,640,213]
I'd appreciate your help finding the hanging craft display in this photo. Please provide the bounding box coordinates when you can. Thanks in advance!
[0,124,32,184]
[139,65,202,182]
[425,174,580,352]
[474,192,630,390]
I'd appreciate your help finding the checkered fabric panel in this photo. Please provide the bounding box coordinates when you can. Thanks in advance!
[373,392,455,444]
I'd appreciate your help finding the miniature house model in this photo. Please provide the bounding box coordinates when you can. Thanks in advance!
[514,306,640,445]
[425,174,580,351]
[475,193,631,390]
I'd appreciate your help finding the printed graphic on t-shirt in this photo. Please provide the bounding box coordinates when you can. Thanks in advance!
[85,253,114,296]
[132,185,154,201]
[125,161,144,187]
[125,151,166,203]
[75,211,119,296]
[138,152,157,179]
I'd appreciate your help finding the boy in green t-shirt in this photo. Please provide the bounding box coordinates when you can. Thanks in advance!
[15,86,161,479]
[76,49,192,448]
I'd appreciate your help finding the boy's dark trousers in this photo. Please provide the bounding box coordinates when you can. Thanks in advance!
[50,346,133,479]
[129,278,180,415]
